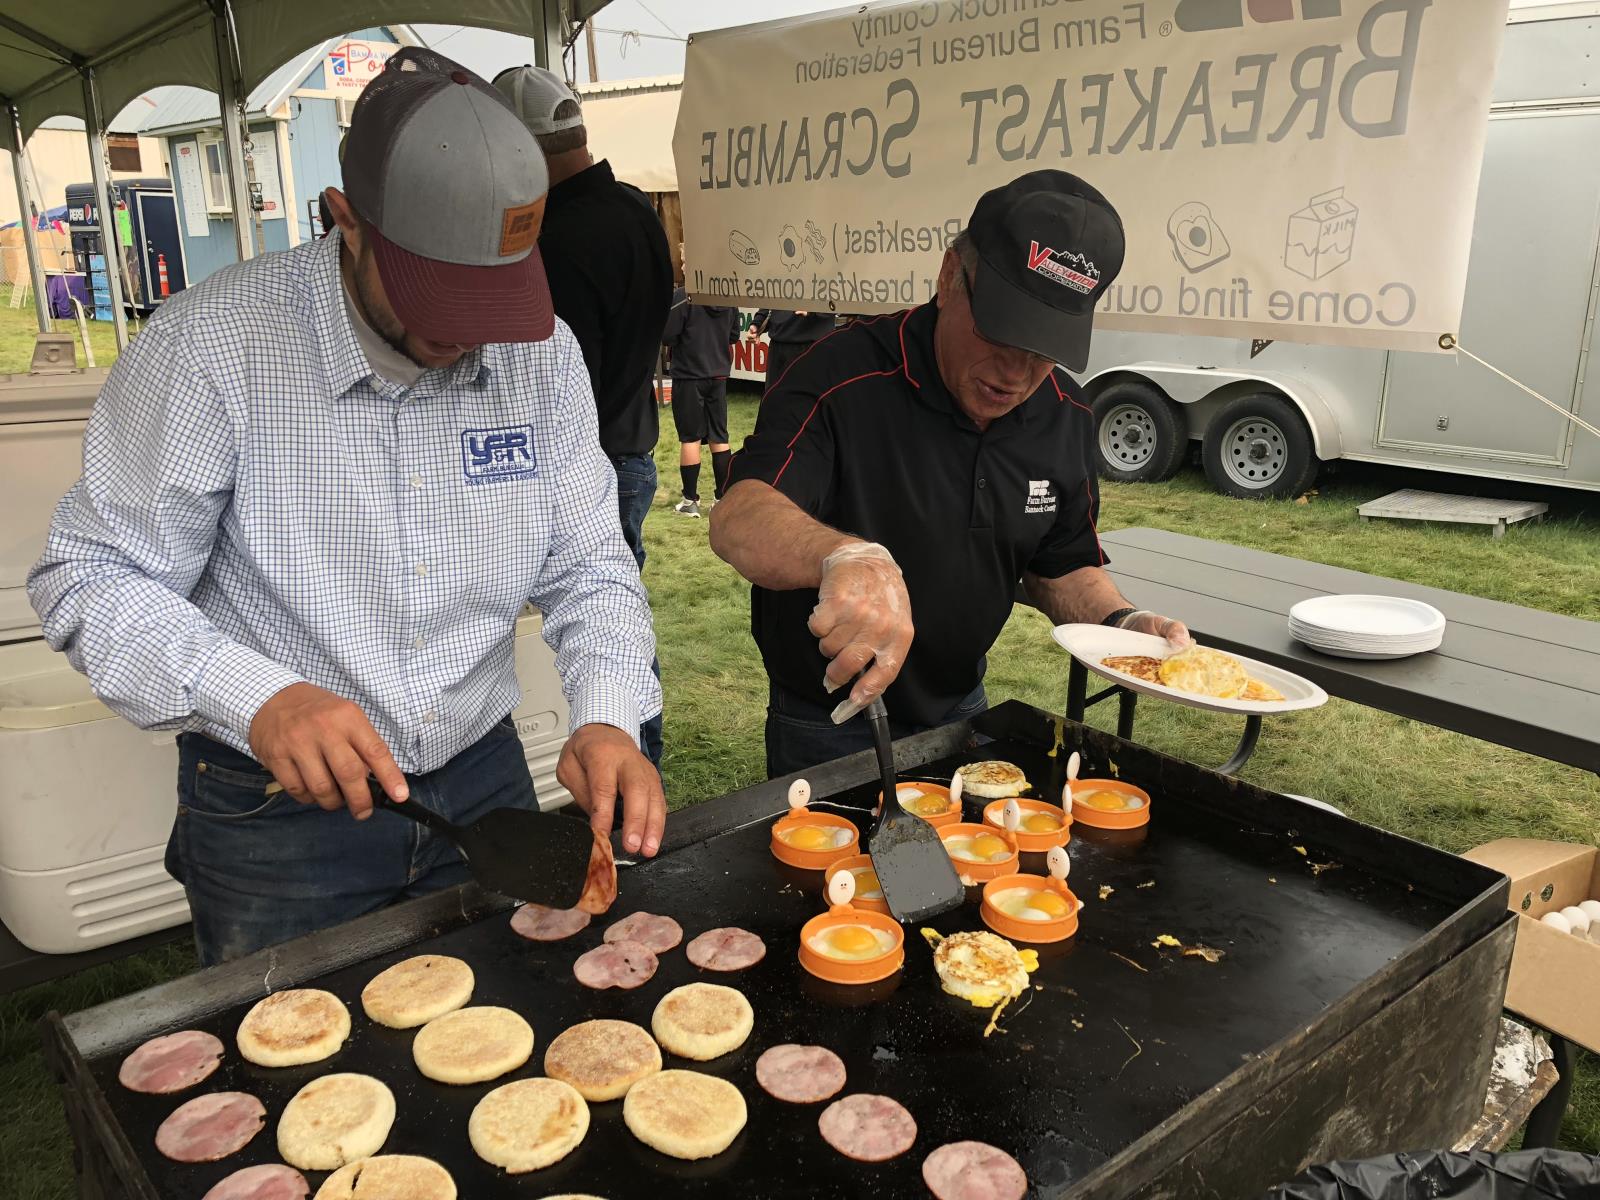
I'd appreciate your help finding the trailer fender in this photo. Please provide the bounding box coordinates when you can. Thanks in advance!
[1081,364,1345,461]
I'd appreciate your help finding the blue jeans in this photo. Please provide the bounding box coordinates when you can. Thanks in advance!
[165,719,536,966]
[764,683,989,778]
[614,453,664,769]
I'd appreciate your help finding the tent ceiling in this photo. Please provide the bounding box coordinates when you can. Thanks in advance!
[2,0,605,139]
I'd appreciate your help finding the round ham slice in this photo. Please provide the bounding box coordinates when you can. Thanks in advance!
[201,1163,310,1200]
[118,1030,223,1094]
[510,903,592,942]
[573,939,658,990]
[577,830,618,915]
[817,1093,917,1162]
[155,1092,266,1163]
[685,927,766,973]
[922,1140,1028,1200]
[603,912,682,954]
[755,1044,846,1104]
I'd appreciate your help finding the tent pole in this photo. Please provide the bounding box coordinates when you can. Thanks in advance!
[80,69,130,350]
[6,103,52,333]
[534,0,566,70]
[210,0,255,262]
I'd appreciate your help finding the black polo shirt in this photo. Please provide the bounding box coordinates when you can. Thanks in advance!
[726,302,1108,726]
[540,160,674,458]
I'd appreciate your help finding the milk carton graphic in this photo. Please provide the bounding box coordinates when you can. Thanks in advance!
[1284,188,1358,280]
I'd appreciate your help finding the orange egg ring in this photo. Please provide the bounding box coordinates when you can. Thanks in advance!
[798,904,905,984]
[980,873,1080,943]
[770,812,860,869]
[878,782,962,829]
[823,853,891,916]
[938,821,1019,881]
[1069,780,1152,829]
[981,798,1072,851]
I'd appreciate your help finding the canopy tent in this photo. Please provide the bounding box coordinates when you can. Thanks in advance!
[577,76,680,194]
[1,0,606,342]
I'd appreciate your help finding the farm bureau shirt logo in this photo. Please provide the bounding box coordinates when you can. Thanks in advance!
[1027,242,1099,295]
[1026,480,1058,515]
[461,425,537,485]
[1175,0,1341,32]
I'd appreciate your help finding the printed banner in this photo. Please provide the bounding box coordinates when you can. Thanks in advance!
[325,40,397,94]
[673,0,1510,353]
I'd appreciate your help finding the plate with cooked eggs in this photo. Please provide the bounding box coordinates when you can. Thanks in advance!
[1051,625,1327,714]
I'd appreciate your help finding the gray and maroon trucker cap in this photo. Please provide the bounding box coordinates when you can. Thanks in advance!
[342,48,553,345]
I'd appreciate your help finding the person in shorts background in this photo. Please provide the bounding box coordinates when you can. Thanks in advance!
[662,284,740,517]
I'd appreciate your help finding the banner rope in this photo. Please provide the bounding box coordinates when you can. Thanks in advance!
[1445,336,1600,442]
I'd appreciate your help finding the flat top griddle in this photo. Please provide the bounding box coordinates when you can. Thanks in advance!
[64,703,1506,1199]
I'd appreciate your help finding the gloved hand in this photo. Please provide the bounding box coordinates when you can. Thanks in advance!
[806,541,913,723]
[1117,609,1193,648]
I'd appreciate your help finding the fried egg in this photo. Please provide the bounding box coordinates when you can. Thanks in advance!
[1076,790,1144,813]
[1157,646,1247,699]
[848,866,884,900]
[777,823,853,851]
[927,930,1038,1007]
[990,887,1074,923]
[1021,811,1063,834]
[943,832,1013,863]
[806,923,896,961]
[896,785,951,818]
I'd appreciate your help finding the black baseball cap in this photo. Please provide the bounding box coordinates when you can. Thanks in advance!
[964,171,1124,372]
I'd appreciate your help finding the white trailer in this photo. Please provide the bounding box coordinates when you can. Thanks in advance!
[1081,3,1600,498]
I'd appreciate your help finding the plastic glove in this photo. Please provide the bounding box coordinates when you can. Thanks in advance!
[806,541,913,722]
[1117,609,1193,648]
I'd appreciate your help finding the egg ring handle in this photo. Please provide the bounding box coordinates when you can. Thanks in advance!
[827,869,857,907]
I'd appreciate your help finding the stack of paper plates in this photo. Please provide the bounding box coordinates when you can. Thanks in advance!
[1288,595,1446,660]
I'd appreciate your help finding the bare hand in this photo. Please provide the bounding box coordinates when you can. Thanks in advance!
[556,723,665,857]
[1119,610,1193,648]
[808,541,914,711]
[248,682,408,819]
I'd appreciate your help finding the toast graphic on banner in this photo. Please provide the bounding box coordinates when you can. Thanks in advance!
[1285,188,1359,281]
[1168,202,1232,274]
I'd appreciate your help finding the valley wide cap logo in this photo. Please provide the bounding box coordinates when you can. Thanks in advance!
[1027,241,1100,294]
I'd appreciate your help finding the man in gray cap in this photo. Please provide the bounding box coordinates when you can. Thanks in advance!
[29,49,663,964]
[496,64,674,765]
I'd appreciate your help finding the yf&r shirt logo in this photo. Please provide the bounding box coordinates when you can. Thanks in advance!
[461,425,537,485]
[1026,480,1058,515]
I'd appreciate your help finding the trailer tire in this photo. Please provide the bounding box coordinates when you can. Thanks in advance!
[1202,392,1318,500]
[1092,382,1188,484]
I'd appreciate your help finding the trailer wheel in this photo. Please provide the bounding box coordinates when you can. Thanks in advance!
[1092,381,1188,483]
[1202,392,1318,500]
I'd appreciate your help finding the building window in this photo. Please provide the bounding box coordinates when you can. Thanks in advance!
[197,133,231,213]
[106,134,141,172]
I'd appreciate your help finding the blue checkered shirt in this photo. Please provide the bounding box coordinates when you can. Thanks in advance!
[28,231,661,773]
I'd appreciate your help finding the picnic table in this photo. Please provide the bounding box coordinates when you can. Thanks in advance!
[1075,524,1600,1151]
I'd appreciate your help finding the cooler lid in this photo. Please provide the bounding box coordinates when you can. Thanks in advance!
[0,636,110,729]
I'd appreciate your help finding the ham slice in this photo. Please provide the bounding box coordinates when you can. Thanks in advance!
[118,1030,223,1095]
[817,1094,917,1162]
[573,939,658,990]
[577,830,617,915]
[755,1044,846,1105]
[603,912,682,954]
[509,903,591,942]
[200,1163,310,1200]
[685,927,766,973]
[921,1140,1028,1200]
[155,1092,266,1163]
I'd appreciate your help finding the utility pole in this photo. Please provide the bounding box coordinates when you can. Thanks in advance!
[584,21,599,84]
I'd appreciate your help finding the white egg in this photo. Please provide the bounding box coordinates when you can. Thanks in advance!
[1560,906,1592,936]
[806,924,896,961]
[1580,900,1600,923]
[1540,911,1573,935]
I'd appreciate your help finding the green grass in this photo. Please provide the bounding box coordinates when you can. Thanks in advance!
[0,283,125,375]
[1,388,1596,1196]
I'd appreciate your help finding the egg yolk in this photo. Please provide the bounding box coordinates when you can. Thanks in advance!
[1079,791,1131,812]
[852,868,882,896]
[827,926,880,955]
[1023,812,1062,833]
[911,796,948,816]
[783,825,834,850]
[970,834,1009,859]
[1026,891,1071,917]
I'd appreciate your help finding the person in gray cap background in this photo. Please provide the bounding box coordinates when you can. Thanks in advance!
[711,170,1191,775]
[494,64,674,770]
[28,49,663,965]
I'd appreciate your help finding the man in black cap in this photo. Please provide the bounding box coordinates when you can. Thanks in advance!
[710,171,1190,775]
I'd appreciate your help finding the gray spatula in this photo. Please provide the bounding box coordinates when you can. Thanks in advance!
[861,697,965,923]
[369,781,593,908]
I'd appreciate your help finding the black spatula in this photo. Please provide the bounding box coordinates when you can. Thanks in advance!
[862,697,965,923]
[369,781,594,908]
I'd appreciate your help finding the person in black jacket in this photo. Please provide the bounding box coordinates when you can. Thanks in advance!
[495,64,673,768]
[749,309,837,396]
[662,285,741,517]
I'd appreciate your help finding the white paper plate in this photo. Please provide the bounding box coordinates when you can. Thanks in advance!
[1287,594,1446,639]
[1051,625,1328,715]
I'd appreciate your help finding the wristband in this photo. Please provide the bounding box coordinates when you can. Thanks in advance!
[1101,606,1139,628]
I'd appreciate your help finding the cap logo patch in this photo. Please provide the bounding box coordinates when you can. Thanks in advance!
[1027,240,1099,294]
[499,201,541,256]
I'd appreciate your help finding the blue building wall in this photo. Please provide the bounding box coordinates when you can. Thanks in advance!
[286,98,343,244]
